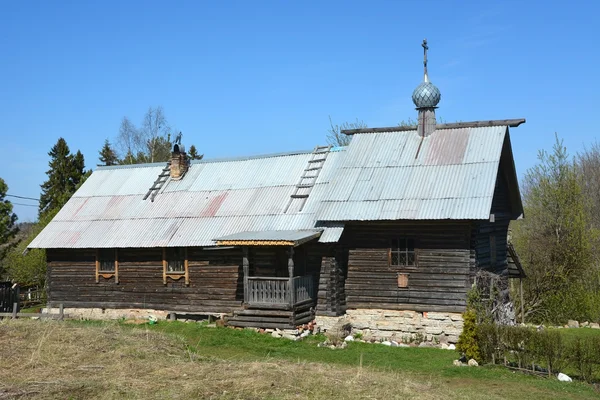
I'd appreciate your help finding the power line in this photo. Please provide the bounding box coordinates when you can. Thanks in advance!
[12,202,38,208]
[6,194,39,202]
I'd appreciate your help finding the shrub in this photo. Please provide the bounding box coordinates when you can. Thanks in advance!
[570,337,600,383]
[477,323,499,364]
[476,323,600,382]
[456,310,480,362]
[533,329,566,375]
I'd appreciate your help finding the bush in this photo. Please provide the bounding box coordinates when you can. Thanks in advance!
[534,329,567,375]
[476,323,600,382]
[456,310,480,362]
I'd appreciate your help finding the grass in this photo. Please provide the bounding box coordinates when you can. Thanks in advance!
[556,326,600,341]
[0,319,598,399]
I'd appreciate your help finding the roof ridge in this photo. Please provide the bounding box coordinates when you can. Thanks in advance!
[97,146,347,171]
[341,119,526,135]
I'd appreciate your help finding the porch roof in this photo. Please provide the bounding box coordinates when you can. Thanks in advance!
[215,229,322,247]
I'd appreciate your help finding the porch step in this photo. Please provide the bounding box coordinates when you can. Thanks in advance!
[226,320,296,330]
[229,315,292,324]
[226,302,315,329]
[234,309,293,317]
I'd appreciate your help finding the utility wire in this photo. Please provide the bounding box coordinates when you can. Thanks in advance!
[12,202,38,207]
[6,194,39,202]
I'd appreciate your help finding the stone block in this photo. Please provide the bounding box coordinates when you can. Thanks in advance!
[567,320,579,328]
[449,313,463,322]
[427,312,449,321]
[425,326,444,335]
[447,335,459,344]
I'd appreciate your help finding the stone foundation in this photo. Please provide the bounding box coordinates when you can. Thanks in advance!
[43,307,171,321]
[315,309,463,344]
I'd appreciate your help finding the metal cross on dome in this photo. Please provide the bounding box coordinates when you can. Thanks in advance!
[422,39,429,81]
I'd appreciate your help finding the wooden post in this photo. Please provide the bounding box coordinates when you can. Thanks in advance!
[184,247,189,286]
[59,303,64,321]
[243,247,249,304]
[12,302,18,319]
[162,248,167,285]
[114,249,119,284]
[288,246,295,307]
[95,249,100,283]
[520,277,524,324]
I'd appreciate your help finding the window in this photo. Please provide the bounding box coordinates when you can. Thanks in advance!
[166,248,185,273]
[163,248,189,285]
[390,238,416,267]
[96,249,118,283]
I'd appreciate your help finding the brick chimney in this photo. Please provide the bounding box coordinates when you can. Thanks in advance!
[170,134,189,180]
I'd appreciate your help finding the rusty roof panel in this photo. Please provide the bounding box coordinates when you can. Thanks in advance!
[316,126,506,221]
[29,148,346,249]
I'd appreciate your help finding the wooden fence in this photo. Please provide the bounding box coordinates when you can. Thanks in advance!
[0,282,19,313]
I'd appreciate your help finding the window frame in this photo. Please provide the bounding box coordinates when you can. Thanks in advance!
[389,238,417,269]
[96,249,119,284]
[163,247,189,286]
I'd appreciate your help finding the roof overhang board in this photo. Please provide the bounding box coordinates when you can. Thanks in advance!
[507,243,526,279]
[500,129,524,219]
[341,119,527,135]
[214,230,322,247]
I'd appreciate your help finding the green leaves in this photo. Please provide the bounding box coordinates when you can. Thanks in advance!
[513,134,600,323]
[38,138,89,219]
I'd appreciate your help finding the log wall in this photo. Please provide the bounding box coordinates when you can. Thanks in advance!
[341,221,471,313]
[47,247,243,313]
[473,168,512,276]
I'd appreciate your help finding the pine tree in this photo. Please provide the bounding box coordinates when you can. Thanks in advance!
[99,139,119,166]
[39,138,87,218]
[188,144,203,160]
[0,177,19,264]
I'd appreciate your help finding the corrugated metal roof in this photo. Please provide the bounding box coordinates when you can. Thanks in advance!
[215,230,322,242]
[316,126,507,221]
[29,150,346,248]
[29,125,515,249]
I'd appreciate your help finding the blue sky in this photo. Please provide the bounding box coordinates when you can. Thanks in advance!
[1,1,599,221]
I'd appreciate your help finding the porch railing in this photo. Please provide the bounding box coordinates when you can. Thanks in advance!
[246,275,314,307]
[293,275,314,305]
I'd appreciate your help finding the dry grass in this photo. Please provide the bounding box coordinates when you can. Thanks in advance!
[0,319,448,400]
[1,320,598,399]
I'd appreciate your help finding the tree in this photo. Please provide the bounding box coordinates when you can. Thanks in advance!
[99,139,119,166]
[0,178,18,269]
[39,138,88,218]
[327,117,422,147]
[512,134,599,323]
[188,144,204,160]
[117,117,139,164]
[326,116,367,147]
[116,107,174,164]
[577,141,600,230]
[3,209,56,287]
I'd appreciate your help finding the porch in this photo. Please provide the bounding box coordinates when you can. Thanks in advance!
[216,230,321,329]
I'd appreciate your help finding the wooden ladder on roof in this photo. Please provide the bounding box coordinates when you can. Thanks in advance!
[143,161,171,202]
[284,145,332,213]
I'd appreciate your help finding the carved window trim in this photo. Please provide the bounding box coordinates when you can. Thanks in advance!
[96,249,119,283]
[163,247,189,286]
[389,238,417,268]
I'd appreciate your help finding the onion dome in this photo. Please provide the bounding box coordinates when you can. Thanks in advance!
[412,39,441,108]
[412,81,441,108]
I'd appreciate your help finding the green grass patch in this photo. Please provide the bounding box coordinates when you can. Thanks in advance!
[136,321,599,399]
[557,327,600,341]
